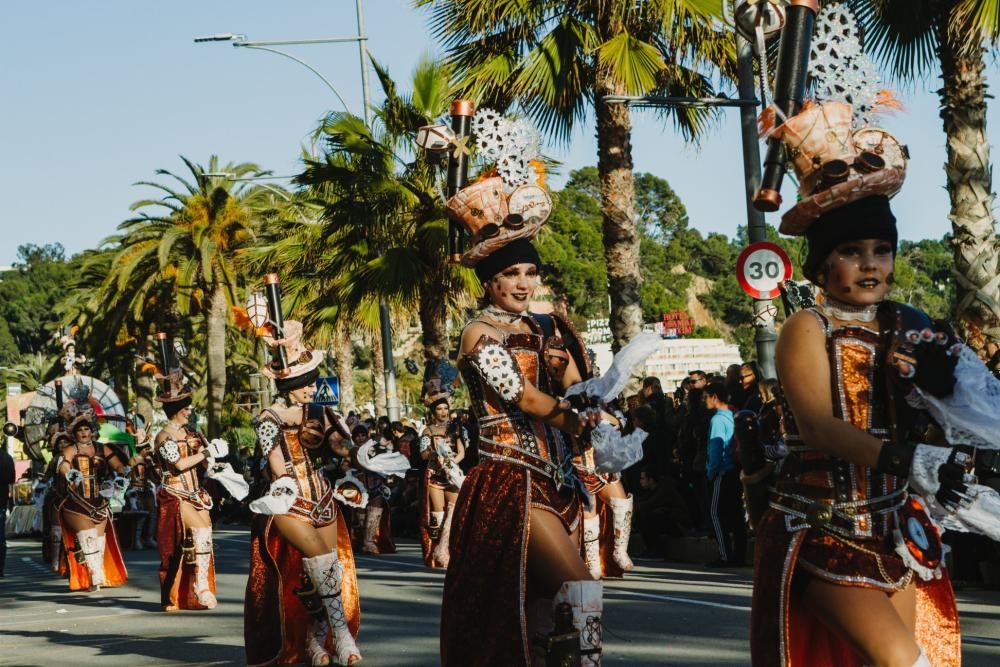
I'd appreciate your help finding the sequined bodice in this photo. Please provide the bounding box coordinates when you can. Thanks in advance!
[69,447,111,500]
[259,410,329,503]
[461,328,573,480]
[162,430,204,493]
[777,309,905,536]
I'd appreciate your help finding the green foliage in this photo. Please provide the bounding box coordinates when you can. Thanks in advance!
[0,244,72,358]
[891,237,954,320]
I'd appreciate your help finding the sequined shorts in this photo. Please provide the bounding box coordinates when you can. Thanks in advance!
[795,528,913,593]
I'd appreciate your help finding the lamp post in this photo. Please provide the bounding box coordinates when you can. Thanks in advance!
[195,0,402,420]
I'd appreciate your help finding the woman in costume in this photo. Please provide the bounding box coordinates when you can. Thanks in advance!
[438,152,609,664]
[243,279,361,667]
[152,334,223,611]
[419,382,465,568]
[750,100,965,666]
[56,412,129,592]
[345,423,401,556]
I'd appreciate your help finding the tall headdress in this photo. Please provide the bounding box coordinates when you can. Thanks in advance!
[416,102,552,270]
[760,4,908,239]
[154,332,193,404]
[422,358,459,408]
[253,274,324,391]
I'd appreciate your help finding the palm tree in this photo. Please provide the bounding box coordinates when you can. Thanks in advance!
[296,58,479,367]
[414,0,733,350]
[855,0,1000,344]
[98,156,274,436]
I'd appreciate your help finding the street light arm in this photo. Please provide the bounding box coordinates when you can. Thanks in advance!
[235,44,353,115]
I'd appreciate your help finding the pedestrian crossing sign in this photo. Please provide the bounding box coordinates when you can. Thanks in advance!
[314,376,340,406]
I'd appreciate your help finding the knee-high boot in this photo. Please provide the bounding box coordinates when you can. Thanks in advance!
[77,528,105,591]
[363,506,382,554]
[191,526,217,608]
[583,515,602,580]
[302,551,361,666]
[554,580,603,667]
[432,503,455,567]
[429,510,444,541]
[50,525,63,572]
[609,495,634,571]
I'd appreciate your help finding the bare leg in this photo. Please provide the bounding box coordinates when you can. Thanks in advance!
[596,481,627,503]
[273,516,339,558]
[527,508,593,597]
[429,485,446,514]
[528,509,603,666]
[801,576,920,667]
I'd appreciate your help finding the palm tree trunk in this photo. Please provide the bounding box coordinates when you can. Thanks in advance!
[205,283,228,437]
[936,2,1000,346]
[370,333,387,417]
[418,277,449,365]
[594,36,643,352]
[332,323,356,413]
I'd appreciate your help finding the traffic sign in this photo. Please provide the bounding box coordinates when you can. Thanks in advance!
[736,241,792,299]
[313,376,340,406]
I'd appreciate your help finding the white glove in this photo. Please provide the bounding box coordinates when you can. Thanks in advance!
[205,438,229,463]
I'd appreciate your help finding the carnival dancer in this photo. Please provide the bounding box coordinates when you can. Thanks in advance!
[56,409,129,592]
[348,424,408,555]
[244,274,361,667]
[749,98,967,666]
[41,424,67,573]
[435,109,611,661]
[152,334,225,611]
[126,434,160,550]
[419,378,465,568]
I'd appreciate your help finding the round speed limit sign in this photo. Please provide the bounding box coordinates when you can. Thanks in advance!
[736,241,792,299]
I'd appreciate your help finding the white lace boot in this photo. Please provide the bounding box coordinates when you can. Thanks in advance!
[77,528,105,591]
[363,507,382,554]
[191,527,217,608]
[50,525,63,572]
[609,495,635,571]
[432,504,455,567]
[302,551,362,666]
[554,580,603,667]
[306,616,332,666]
[583,515,602,580]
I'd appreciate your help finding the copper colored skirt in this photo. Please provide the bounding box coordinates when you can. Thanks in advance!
[440,459,581,667]
[156,488,216,610]
[244,509,361,666]
[57,501,128,591]
[751,508,960,666]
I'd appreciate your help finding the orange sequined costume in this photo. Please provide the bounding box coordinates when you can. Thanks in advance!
[751,307,960,666]
[155,426,216,611]
[441,316,583,666]
[419,430,460,568]
[56,442,129,590]
[244,408,360,667]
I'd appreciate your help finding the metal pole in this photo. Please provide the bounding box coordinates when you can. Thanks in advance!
[355,0,400,421]
[736,32,777,379]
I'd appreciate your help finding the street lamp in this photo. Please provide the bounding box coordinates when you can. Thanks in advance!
[194,0,403,421]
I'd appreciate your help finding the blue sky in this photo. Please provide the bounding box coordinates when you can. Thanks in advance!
[2,0,998,266]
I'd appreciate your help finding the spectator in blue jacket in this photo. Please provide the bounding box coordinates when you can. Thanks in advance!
[704,381,746,567]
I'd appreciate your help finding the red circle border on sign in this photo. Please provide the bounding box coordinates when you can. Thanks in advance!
[736,241,792,299]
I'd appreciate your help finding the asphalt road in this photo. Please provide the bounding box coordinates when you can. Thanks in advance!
[2,530,999,666]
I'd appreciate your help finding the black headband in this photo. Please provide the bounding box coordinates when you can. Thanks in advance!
[274,367,321,393]
[803,195,897,283]
[162,395,193,419]
[474,238,541,283]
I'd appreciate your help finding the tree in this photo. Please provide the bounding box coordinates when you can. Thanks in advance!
[855,0,1000,345]
[295,58,479,375]
[94,156,274,436]
[0,244,72,358]
[415,0,734,350]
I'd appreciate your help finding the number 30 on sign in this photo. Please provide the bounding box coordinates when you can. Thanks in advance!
[736,241,792,299]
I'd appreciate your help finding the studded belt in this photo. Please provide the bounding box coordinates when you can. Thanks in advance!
[770,487,907,538]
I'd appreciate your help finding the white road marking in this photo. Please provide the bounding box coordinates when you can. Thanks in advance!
[612,588,752,612]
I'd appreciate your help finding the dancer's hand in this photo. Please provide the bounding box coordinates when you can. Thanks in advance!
[892,322,960,398]
[936,445,977,511]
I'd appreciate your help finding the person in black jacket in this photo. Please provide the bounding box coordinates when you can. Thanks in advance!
[0,443,15,577]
